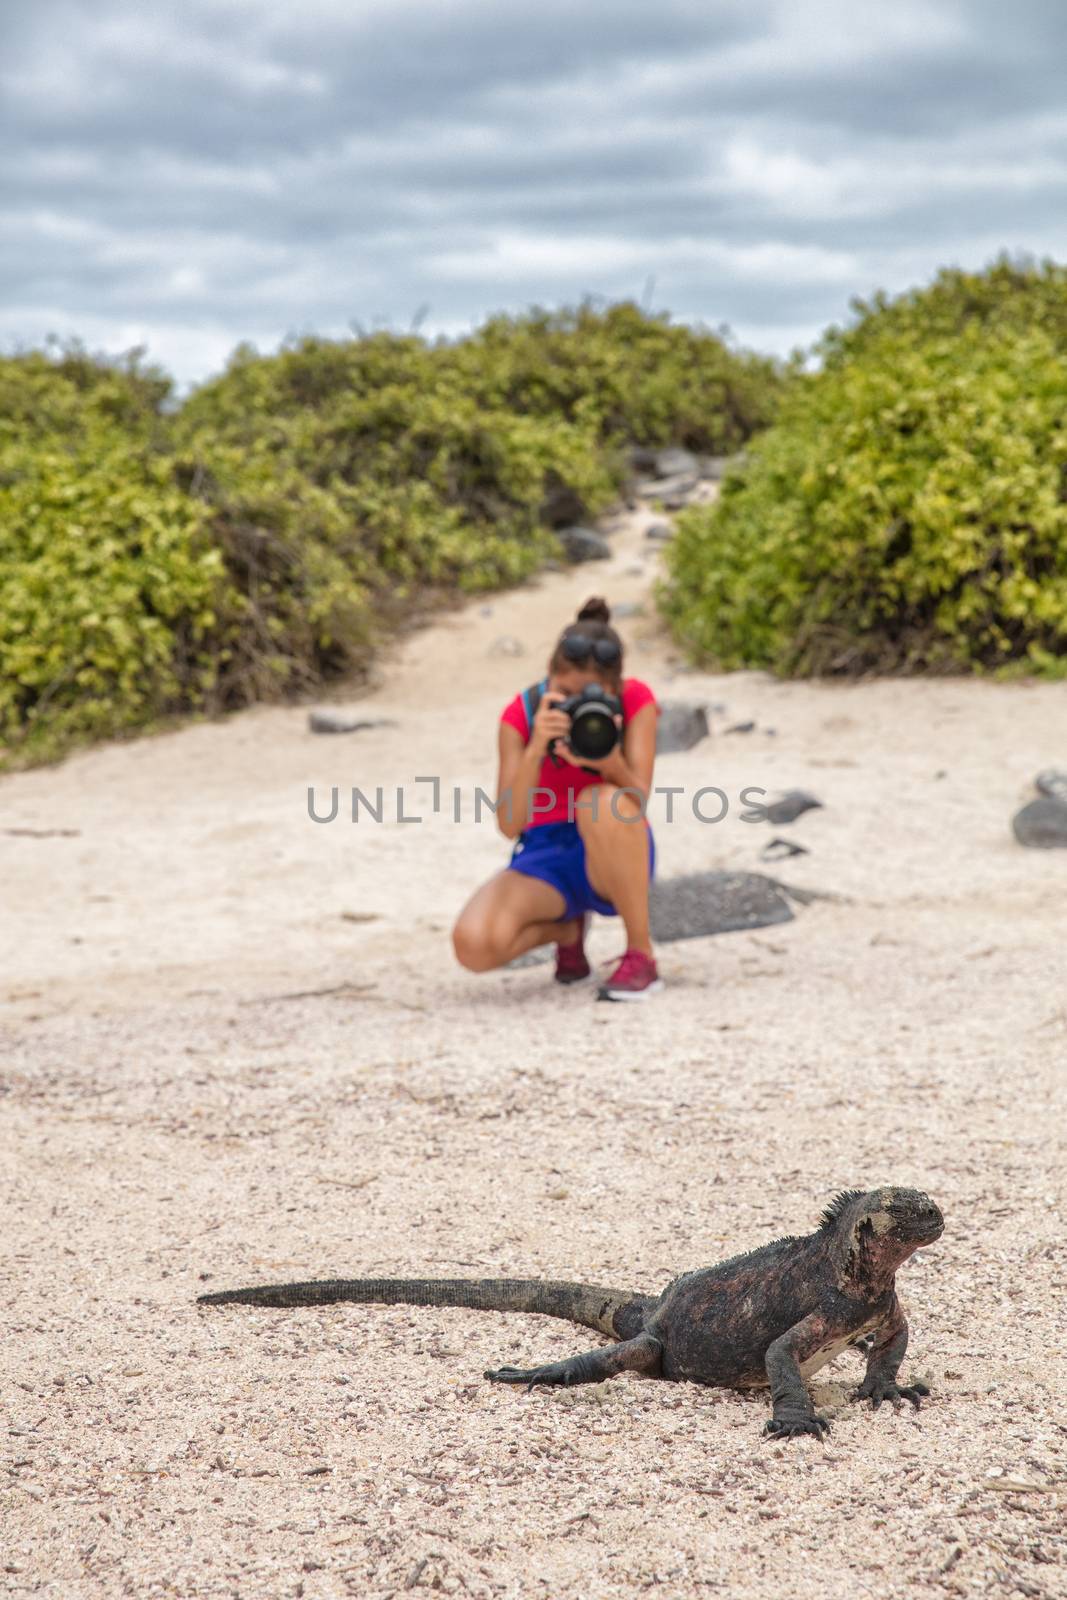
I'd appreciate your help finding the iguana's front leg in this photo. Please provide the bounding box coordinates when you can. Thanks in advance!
[763,1313,833,1440]
[852,1295,930,1411]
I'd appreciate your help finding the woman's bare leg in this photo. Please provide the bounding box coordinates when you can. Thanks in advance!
[452,870,574,973]
[577,785,653,957]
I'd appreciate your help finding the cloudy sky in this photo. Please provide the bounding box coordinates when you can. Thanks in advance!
[3,0,1066,387]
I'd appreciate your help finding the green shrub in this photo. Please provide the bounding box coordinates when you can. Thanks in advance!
[2,304,784,766]
[662,261,1067,676]
[0,351,230,765]
[439,299,784,451]
[174,369,621,701]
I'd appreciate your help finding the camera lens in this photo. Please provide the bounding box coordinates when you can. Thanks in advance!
[569,705,618,760]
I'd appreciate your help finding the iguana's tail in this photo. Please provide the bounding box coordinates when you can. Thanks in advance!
[197,1276,653,1339]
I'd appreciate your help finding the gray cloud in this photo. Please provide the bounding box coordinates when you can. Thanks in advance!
[2,0,1066,386]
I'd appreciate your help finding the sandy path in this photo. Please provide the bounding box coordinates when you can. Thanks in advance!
[2,494,1066,1599]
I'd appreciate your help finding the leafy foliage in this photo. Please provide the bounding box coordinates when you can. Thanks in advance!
[2,303,782,765]
[438,300,783,451]
[662,257,1067,677]
[0,349,229,764]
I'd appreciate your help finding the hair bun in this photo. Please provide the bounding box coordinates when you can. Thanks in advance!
[577,596,611,624]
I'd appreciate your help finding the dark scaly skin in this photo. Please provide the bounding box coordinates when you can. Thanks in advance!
[198,1185,943,1440]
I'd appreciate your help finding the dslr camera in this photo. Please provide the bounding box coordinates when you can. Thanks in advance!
[548,684,622,765]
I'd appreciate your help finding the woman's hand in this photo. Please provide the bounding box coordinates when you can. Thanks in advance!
[529,692,573,757]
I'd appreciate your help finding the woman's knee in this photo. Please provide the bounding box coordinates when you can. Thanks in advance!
[452,914,490,971]
[452,911,510,972]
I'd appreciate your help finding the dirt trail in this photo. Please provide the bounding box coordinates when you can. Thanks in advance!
[2,491,1065,1599]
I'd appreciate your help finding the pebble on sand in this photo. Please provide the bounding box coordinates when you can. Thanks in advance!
[1012,796,1067,848]
[308,711,398,735]
[762,790,824,826]
[557,526,612,562]
[655,703,710,754]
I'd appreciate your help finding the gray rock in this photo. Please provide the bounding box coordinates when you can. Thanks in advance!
[696,455,733,480]
[724,720,756,735]
[654,447,698,479]
[628,445,659,473]
[761,837,810,862]
[558,525,611,562]
[645,522,674,541]
[636,472,699,504]
[1013,796,1067,848]
[762,790,824,825]
[1035,769,1067,801]
[488,635,524,657]
[611,601,644,619]
[539,478,586,528]
[656,702,709,754]
[663,481,702,510]
[308,711,398,735]
[650,871,796,943]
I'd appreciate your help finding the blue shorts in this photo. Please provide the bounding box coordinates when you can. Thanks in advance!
[507,819,656,921]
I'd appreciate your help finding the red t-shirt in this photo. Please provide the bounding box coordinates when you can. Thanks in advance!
[500,677,658,828]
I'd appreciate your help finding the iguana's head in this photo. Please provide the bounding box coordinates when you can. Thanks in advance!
[823,1186,943,1285]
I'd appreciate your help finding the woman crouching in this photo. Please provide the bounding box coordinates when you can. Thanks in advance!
[452,597,662,1001]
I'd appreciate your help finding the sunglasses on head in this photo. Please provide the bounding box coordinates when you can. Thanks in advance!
[561,633,621,667]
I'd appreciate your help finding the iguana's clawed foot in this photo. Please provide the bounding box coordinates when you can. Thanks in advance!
[485,1359,580,1391]
[852,1379,930,1411]
[764,1410,830,1441]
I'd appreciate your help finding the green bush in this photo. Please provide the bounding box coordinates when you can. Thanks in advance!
[439,299,784,451]
[174,366,621,703]
[2,304,783,766]
[662,260,1067,676]
[0,350,231,764]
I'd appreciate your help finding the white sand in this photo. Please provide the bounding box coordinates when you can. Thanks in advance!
[2,498,1066,1598]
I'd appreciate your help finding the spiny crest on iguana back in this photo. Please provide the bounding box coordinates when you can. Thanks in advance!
[819,1189,866,1230]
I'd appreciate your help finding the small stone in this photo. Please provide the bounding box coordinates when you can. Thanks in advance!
[654,447,698,479]
[645,522,673,541]
[761,838,809,861]
[637,472,699,505]
[308,711,398,735]
[539,479,586,528]
[724,720,756,735]
[628,444,659,473]
[488,635,525,658]
[696,455,733,480]
[558,525,611,562]
[763,790,823,825]
[1035,768,1067,801]
[611,601,644,619]
[656,702,709,754]
[1013,796,1067,848]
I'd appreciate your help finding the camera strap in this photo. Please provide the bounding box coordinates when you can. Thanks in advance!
[520,678,548,740]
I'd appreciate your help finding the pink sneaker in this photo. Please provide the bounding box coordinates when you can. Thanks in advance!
[554,916,591,985]
[597,948,663,1002]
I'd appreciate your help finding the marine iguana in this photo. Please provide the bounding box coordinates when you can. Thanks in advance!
[198,1185,943,1439]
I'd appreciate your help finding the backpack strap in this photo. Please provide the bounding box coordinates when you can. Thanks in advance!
[520,678,548,742]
